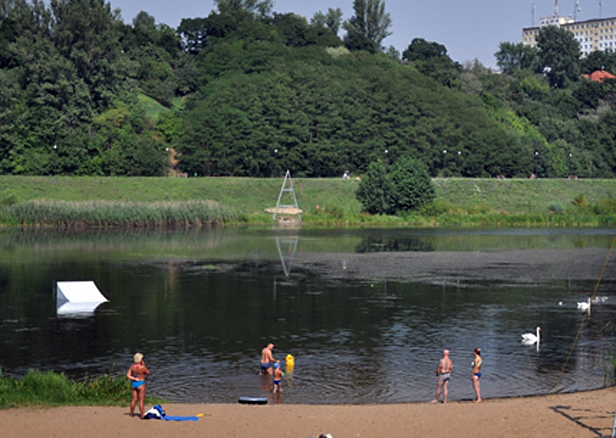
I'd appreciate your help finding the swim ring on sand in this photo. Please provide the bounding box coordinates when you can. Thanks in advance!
[238,396,268,405]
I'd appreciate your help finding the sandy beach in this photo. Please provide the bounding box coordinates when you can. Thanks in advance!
[1,387,615,438]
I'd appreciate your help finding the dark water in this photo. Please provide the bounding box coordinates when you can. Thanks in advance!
[0,227,615,404]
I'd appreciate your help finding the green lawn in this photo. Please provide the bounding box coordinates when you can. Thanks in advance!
[0,176,615,226]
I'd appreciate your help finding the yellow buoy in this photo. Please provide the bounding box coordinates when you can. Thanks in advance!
[285,354,295,370]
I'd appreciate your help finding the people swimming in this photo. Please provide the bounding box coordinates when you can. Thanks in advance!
[126,352,150,418]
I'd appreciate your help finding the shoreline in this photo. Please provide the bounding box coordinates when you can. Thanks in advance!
[1,387,615,438]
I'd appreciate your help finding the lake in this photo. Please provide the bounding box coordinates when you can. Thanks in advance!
[0,227,614,404]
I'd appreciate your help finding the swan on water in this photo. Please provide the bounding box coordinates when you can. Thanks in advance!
[577,298,591,311]
[521,327,541,345]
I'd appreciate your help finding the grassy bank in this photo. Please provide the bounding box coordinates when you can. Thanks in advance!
[0,369,162,408]
[0,176,615,226]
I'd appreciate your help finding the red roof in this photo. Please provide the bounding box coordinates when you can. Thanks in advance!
[581,70,616,82]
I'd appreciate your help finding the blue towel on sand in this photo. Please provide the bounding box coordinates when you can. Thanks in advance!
[161,415,199,421]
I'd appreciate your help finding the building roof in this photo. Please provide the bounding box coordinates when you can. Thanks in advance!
[581,69,616,82]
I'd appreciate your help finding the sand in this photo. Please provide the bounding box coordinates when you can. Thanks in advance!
[1,387,615,438]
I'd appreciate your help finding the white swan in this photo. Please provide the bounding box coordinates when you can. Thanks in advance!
[521,327,541,345]
[577,298,591,311]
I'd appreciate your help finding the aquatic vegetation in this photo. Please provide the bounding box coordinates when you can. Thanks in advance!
[1,200,241,228]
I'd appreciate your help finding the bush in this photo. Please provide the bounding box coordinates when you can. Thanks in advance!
[356,160,393,215]
[356,158,435,215]
[547,201,565,214]
[572,194,588,207]
[593,198,616,215]
[389,157,436,213]
[0,190,18,206]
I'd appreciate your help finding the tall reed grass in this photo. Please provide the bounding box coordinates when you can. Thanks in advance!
[0,200,242,228]
[0,369,162,408]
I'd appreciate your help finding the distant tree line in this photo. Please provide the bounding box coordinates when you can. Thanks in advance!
[1,1,616,179]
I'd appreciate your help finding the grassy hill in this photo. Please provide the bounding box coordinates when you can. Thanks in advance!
[1,176,615,223]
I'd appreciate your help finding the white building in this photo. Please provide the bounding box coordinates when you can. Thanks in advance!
[523,15,616,56]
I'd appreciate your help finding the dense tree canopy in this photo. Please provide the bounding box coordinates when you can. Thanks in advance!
[495,42,538,75]
[536,25,581,88]
[1,0,616,182]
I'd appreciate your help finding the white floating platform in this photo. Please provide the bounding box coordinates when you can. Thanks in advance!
[56,281,108,317]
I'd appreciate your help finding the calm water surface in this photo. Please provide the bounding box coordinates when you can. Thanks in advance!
[0,227,615,404]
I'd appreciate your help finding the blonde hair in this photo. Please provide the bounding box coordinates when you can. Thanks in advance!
[133,353,144,363]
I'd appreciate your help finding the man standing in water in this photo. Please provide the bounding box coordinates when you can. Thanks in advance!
[431,349,453,404]
[260,343,279,375]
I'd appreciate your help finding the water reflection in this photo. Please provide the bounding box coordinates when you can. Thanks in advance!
[0,227,614,404]
[355,236,435,253]
[275,234,299,277]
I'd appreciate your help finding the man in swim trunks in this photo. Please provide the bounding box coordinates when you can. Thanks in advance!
[126,352,151,418]
[431,349,453,404]
[261,343,279,375]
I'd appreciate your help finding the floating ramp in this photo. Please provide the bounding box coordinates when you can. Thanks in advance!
[56,281,108,317]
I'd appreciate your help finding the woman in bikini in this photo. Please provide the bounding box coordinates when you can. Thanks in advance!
[126,352,150,418]
[471,348,482,403]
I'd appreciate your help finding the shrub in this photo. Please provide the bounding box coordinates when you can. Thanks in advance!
[0,190,18,206]
[593,198,616,215]
[465,204,491,214]
[547,201,565,214]
[356,158,435,215]
[356,160,393,215]
[572,194,588,207]
[389,157,436,213]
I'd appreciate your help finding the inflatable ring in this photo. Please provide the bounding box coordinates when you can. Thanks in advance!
[238,396,268,405]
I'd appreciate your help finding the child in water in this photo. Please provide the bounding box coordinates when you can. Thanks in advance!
[273,362,284,393]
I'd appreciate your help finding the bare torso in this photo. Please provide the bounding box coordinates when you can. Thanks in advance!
[439,357,453,374]
[128,363,150,381]
[261,347,274,364]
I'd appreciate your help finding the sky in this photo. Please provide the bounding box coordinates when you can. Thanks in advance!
[106,0,616,67]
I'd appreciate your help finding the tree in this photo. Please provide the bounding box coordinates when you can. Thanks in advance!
[402,38,459,88]
[580,49,616,74]
[536,25,581,88]
[356,158,435,215]
[403,37,447,62]
[495,41,538,74]
[388,157,435,213]
[214,0,273,18]
[50,0,129,109]
[132,10,155,32]
[356,160,392,214]
[311,7,343,36]
[343,0,391,50]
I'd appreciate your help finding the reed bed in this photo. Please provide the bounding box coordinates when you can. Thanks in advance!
[0,369,162,408]
[0,200,242,228]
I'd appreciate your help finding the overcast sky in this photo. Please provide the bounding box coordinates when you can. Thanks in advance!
[107,0,616,67]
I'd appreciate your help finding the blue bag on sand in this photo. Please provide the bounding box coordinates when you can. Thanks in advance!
[143,404,166,419]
